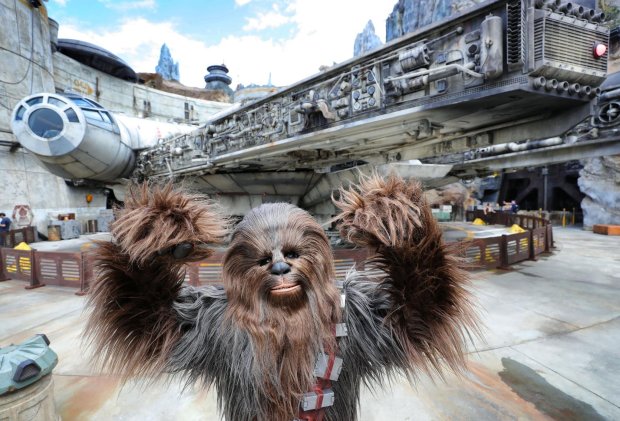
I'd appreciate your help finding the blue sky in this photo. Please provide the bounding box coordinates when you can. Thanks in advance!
[46,0,396,88]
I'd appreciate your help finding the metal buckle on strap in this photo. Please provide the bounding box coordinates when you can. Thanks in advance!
[334,323,347,337]
[300,388,335,411]
[313,352,343,381]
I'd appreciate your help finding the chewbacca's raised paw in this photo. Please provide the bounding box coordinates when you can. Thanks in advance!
[111,183,228,267]
[333,173,433,249]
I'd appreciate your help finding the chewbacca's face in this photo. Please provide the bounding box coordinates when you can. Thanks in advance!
[222,203,340,419]
[223,203,335,311]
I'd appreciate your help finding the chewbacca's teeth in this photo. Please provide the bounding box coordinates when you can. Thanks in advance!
[272,283,297,290]
[270,283,301,294]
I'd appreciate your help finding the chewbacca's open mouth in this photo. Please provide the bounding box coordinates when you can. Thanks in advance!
[270,282,302,296]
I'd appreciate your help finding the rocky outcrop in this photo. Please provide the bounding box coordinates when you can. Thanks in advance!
[354,20,383,57]
[424,181,472,221]
[424,181,470,206]
[386,0,483,42]
[137,73,231,103]
[155,43,180,81]
[578,155,620,227]
[234,82,279,104]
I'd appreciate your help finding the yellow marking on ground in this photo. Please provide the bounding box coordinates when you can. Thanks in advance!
[199,263,222,267]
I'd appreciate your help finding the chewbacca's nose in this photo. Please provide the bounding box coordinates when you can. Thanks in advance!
[271,261,291,275]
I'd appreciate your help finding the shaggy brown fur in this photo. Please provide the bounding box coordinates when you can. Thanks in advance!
[85,183,229,378]
[86,174,478,421]
[334,173,479,376]
[223,204,341,419]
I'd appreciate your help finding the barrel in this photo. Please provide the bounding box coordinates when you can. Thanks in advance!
[87,220,98,233]
[47,226,61,241]
[0,374,59,421]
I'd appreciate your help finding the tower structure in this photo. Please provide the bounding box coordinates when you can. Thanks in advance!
[204,64,234,100]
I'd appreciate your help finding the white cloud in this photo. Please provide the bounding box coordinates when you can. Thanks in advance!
[57,0,396,89]
[98,0,157,11]
[52,0,68,6]
[235,0,253,6]
[243,9,291,31]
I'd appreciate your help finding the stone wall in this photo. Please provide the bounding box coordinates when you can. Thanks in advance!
[0,1,85,235]
[53,53,231,123]
[0,147,107,234]
[386,0,483,42]
[578,155,620,227]
[0,1,55,144]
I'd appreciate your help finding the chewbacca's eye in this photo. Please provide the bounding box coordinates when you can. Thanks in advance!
[258,257,271,266]
[284,251,299,259]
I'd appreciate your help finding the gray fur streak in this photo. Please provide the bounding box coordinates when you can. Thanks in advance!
[169,271,411,421]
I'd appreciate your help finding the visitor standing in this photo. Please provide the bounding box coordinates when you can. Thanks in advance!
[510,200,519,214]
[503,201,519,214]
[0,213,11,247]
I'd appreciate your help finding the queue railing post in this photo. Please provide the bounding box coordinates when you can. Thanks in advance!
[0,248,7,282]
[499,234,510,270]
[25,249,45,290]
[528,230,536,261]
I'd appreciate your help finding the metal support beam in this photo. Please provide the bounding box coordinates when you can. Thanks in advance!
[453,137,620,173]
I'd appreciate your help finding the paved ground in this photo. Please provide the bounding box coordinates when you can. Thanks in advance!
[1,227,619,420]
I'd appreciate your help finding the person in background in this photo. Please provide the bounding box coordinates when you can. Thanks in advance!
[504,200,519,214]
[0,212,11,247]
[483,203,496,215]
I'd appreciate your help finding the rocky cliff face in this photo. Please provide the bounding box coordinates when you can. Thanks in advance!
[354,20,383,57]
[155,43,180,81]
[424,181,470,207]
[578,155,620,227]
[386,0,483,42]
[137,73,231,103]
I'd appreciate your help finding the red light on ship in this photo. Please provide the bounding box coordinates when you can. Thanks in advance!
[593,43,607,58]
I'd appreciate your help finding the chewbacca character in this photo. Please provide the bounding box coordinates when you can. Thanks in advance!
[86,174,478,421]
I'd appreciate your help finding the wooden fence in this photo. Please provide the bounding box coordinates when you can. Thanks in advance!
[0,247,372,294]
[463,210,554,269]
[1,215,554,293]
[0,227,37,248]
[465,210,550,229]
[0,248,88,292]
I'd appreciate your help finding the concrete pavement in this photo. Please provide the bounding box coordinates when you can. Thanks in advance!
[0,227,619,420]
